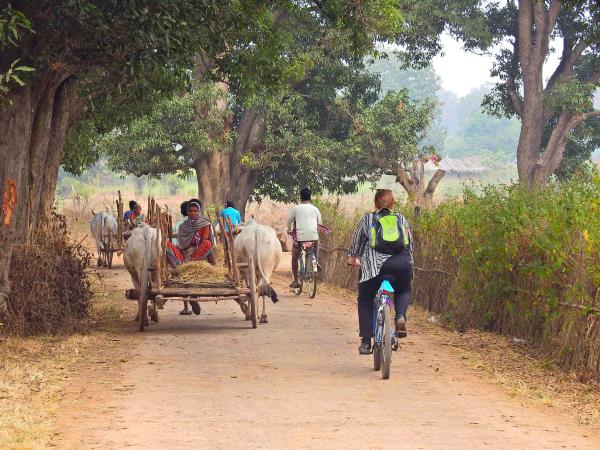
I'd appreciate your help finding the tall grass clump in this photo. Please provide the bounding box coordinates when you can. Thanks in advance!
[414,176,600,376]
[2,214,92,336]
[316,199,362,289]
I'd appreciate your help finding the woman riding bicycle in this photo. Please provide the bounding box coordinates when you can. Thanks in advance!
[347,189,413,355]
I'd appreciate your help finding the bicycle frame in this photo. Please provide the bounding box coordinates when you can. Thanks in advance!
[298,243,317,281]
[373,280,395,346]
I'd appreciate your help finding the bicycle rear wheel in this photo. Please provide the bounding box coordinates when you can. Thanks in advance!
[293,255,304,296]
[306,253,317,298]
[381,304,393,379]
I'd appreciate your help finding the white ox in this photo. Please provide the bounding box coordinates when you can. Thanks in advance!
[234,219,282,323]
[123,224,161,329]
[90,211,118,267]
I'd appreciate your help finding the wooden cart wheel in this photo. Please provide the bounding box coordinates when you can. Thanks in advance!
[107,249,114,269]
[248,257,258,329]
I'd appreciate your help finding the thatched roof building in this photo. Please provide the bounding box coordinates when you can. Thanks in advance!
[425,156,489,175]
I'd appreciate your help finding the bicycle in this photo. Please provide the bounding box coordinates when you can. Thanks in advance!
[372,277,397,379]
[292,241,318,299]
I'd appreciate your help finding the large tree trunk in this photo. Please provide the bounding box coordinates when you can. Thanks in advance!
[0,87,34,313]
[193,150,258,219]
[33,77,82,225]
[193,105,264,218]
[0,71,79,313]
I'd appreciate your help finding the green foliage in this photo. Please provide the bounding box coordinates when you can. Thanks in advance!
[92,1,426,203]
[416,177,600,332]
[0,4,33,99]
[367,55,446,151]
[350,89,435,174]
[99,83,229,177]
[444,86,521,160]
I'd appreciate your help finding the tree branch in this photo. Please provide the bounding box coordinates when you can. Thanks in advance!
[533,0,549,56]
[547,39,588,91]
[517,0,533,65]
[547,0,561,36]
[423,169,446,200]
[507,76,523,117]
[585,69,600,85]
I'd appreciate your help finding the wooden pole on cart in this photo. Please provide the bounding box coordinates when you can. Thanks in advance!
[116,190,124,246]
[217,214,231,272]
[154,209,162,289]
[226,217,240,285]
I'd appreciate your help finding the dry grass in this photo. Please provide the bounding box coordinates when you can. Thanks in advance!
[0,274,125,449]
[173,260,229,283]
[4,214,92,336]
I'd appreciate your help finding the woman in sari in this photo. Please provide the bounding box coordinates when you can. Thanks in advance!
[126,203,145,229]
[177,200,216,264]
[166,200,215,316]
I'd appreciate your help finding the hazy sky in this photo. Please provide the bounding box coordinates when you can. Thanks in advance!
[432,34,496,97]
[433,33,567,98]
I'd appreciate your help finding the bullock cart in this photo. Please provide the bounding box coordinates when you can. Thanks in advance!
[126,204,258,331]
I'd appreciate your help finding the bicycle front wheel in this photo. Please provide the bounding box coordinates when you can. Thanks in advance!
[293,255,304,296]
[381,304,393,379]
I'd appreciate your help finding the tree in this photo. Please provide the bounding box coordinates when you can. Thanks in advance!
[367,55,447,151]
[0,0,277,313]
[395,0,600,186]
[442,85,521,160]
[92,2,404,212]
[349,89,442,209]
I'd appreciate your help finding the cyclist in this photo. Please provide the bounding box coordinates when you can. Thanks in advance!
[347,189,413,355]
[287,188,322,289]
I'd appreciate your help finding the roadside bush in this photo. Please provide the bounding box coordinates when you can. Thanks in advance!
[2,214,92,336]
[414,177,600,376]
[318,177,600,377]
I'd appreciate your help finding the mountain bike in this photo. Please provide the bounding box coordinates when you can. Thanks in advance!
[292,241,318,299]
[372,277,397,379]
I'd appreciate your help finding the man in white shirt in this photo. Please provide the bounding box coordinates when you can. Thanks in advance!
[287,188,322,288]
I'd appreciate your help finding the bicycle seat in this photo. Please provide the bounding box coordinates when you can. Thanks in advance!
[380,274,397,284]
[302,242,315,249]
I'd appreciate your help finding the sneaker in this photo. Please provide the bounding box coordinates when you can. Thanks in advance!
[190,301,201,315]
[358,341,371,355]
[289,281,300,289]
[396,317,407,338]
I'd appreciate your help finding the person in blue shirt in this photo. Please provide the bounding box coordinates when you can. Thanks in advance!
[123,200,137,221]
[220,200,242,232]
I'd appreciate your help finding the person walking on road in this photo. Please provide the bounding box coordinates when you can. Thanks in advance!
[287,188,322,289]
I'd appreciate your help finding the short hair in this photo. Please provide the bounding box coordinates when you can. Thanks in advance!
[374,189,395,210]
[300,188,312,201]
[226,200,234,208]
[179,201,189,217]
[128,200,137,210]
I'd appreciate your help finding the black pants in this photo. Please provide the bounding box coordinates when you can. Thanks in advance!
[357,253,412,340]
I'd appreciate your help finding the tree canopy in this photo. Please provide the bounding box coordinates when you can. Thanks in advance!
[394,0,600,185]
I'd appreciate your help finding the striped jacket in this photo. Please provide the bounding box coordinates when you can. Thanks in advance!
[348,211,413,283]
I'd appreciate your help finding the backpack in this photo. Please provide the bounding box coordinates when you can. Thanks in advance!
[369,210,409,255]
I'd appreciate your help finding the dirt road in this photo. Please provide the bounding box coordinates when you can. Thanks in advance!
[53,261,600,449]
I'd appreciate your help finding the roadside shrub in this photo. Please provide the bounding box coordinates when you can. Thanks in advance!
[318,177,600,377]
[414,176,600,376]
[2,214,92,336]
